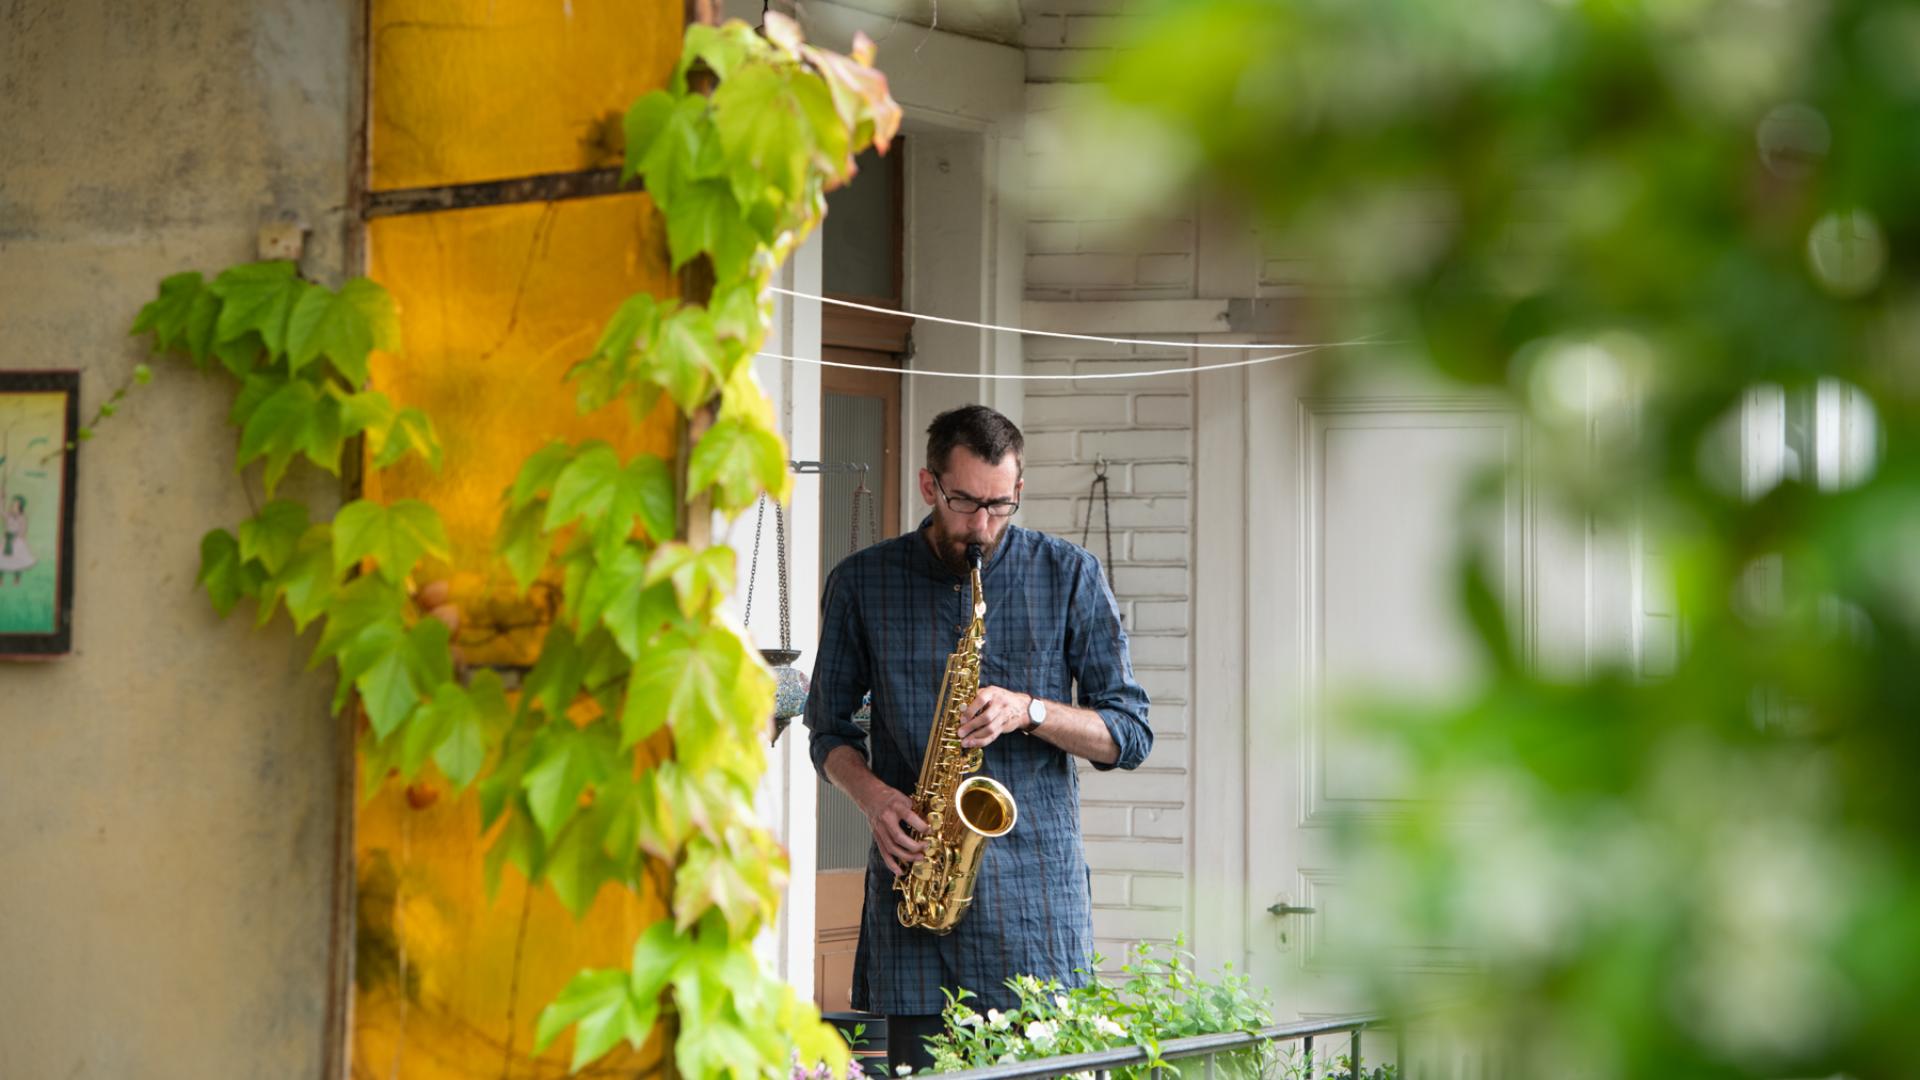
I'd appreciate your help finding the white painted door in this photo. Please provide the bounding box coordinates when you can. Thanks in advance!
[1241,356,1632,1024]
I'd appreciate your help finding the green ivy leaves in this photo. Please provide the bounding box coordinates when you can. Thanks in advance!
[197,529,266,617]
[332,500,450,585]
[523,721,620,842]
[537,910,842,1078]
[342,389,442,471]
[623,15,896,290]
[402,673,492,785]
[135,265,435,496]
[237,379,340,492]
[192,495,459,746]
[511,16,895,1076]
[688,419,787,511]
[537,968,658,1073]
[622,622,747,752]
[712,62,847,212]
[547,445,676,554]
[209,260,301,357]
[237,498,310,574]
[136,262,399,387]
[285,277,401,383]
[130,272,221,364]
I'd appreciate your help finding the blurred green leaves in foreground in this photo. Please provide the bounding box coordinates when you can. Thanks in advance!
[1092,0,1920,1076]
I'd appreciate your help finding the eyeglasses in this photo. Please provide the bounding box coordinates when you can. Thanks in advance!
[933,475,1020,518]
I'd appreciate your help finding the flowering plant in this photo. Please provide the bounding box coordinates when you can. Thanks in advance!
[922,938,1276,1077]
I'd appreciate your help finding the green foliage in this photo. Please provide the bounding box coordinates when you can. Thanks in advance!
[331,499,449,585]
[503,14,900,1077]
[135,261,434,495]
[134,13,897,1079]
[1277,1056,1395,1080]
[1098,1,1920,1077]
[926,940,1275,1078]
[133,264,473,799]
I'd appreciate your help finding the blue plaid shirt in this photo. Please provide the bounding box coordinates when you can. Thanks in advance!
[805,520,1152,1015]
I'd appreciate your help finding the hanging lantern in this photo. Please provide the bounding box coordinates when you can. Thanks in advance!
[762,646,809,728]
[746,494,809,744]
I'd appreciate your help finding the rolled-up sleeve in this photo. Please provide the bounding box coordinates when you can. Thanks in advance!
[804,563,873,776]
[1065,551,1152,771]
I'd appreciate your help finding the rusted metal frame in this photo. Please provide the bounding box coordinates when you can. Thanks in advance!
[361,166,644,219]
[322,4,376,1076]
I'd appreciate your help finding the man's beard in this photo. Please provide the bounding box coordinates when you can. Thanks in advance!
[926,518,1002,574]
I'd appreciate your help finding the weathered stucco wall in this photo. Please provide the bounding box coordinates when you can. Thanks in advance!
[0,3,356,1077]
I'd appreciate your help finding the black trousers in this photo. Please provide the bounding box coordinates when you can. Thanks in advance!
[884,1013,944,1075]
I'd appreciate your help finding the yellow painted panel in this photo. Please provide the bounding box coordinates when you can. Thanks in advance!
[360,12,690,1072]
[351,761,671,1080]
[356,195,682,1074]
[366,194,677,666]
[370,0,682,191]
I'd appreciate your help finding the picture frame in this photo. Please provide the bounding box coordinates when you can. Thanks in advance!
[0,371,80,658]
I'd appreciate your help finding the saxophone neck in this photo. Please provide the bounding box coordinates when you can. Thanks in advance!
[967,544,987,638]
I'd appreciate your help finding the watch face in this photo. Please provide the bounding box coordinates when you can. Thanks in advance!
[1028,698,1045,725]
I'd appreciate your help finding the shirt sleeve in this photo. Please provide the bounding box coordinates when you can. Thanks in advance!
[1064,549,1153,771]
[803,561,873,777]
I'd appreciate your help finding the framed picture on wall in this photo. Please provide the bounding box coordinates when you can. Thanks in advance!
[0,371,79,658]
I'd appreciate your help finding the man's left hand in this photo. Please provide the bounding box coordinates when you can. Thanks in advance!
[957,685,1032,749]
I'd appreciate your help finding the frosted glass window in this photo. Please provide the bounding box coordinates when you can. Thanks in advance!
[822,148,898,302]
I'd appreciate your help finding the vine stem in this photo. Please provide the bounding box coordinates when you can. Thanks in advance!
[659,10,721,1077]
[46,363,150,463]
[498,888,537,1077]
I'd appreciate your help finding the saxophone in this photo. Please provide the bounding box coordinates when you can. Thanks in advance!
[895,544,1019,933]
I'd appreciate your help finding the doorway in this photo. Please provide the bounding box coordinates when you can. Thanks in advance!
[814,144,910,1014]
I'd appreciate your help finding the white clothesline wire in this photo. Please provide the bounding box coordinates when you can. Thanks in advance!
[753,343,1353,380]
[767,286,1367,352]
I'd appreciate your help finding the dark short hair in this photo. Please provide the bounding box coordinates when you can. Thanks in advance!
[926,404,1024,477]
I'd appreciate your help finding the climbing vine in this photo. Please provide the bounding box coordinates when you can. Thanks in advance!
[132,13,898,1078]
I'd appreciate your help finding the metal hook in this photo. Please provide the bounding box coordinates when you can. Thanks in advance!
[1093,454,1108,479]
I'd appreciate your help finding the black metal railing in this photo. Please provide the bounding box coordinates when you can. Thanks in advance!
[925,1013,1385,1080]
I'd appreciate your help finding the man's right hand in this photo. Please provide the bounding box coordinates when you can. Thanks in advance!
[860,786,929,877]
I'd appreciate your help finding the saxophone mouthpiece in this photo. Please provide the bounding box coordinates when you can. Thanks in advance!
[966,543,983,569]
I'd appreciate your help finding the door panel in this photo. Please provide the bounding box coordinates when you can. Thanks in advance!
[1246,361,1586,1019]
[814,869,866,1014]
[1303,403,1520,822]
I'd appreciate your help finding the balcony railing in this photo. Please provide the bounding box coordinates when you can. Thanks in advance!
[925,1013,1385,1080]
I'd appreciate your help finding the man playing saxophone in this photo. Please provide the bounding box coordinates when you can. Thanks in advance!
[805,405,1153,1075]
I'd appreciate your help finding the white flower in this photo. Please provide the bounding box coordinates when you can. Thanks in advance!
[1092,1016,1127,1038]
[997,1052,1021,1066]
[959,1011,983,1028]
[895,1066,914,1077]
[987,1008,1012,1030]
[1054,994,1071,1011]
[1024,1020,1057,1045]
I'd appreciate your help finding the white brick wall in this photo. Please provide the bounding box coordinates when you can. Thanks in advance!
[1023,0,1201,960]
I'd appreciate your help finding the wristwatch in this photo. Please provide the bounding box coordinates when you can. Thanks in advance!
[1025,694,1049,733]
